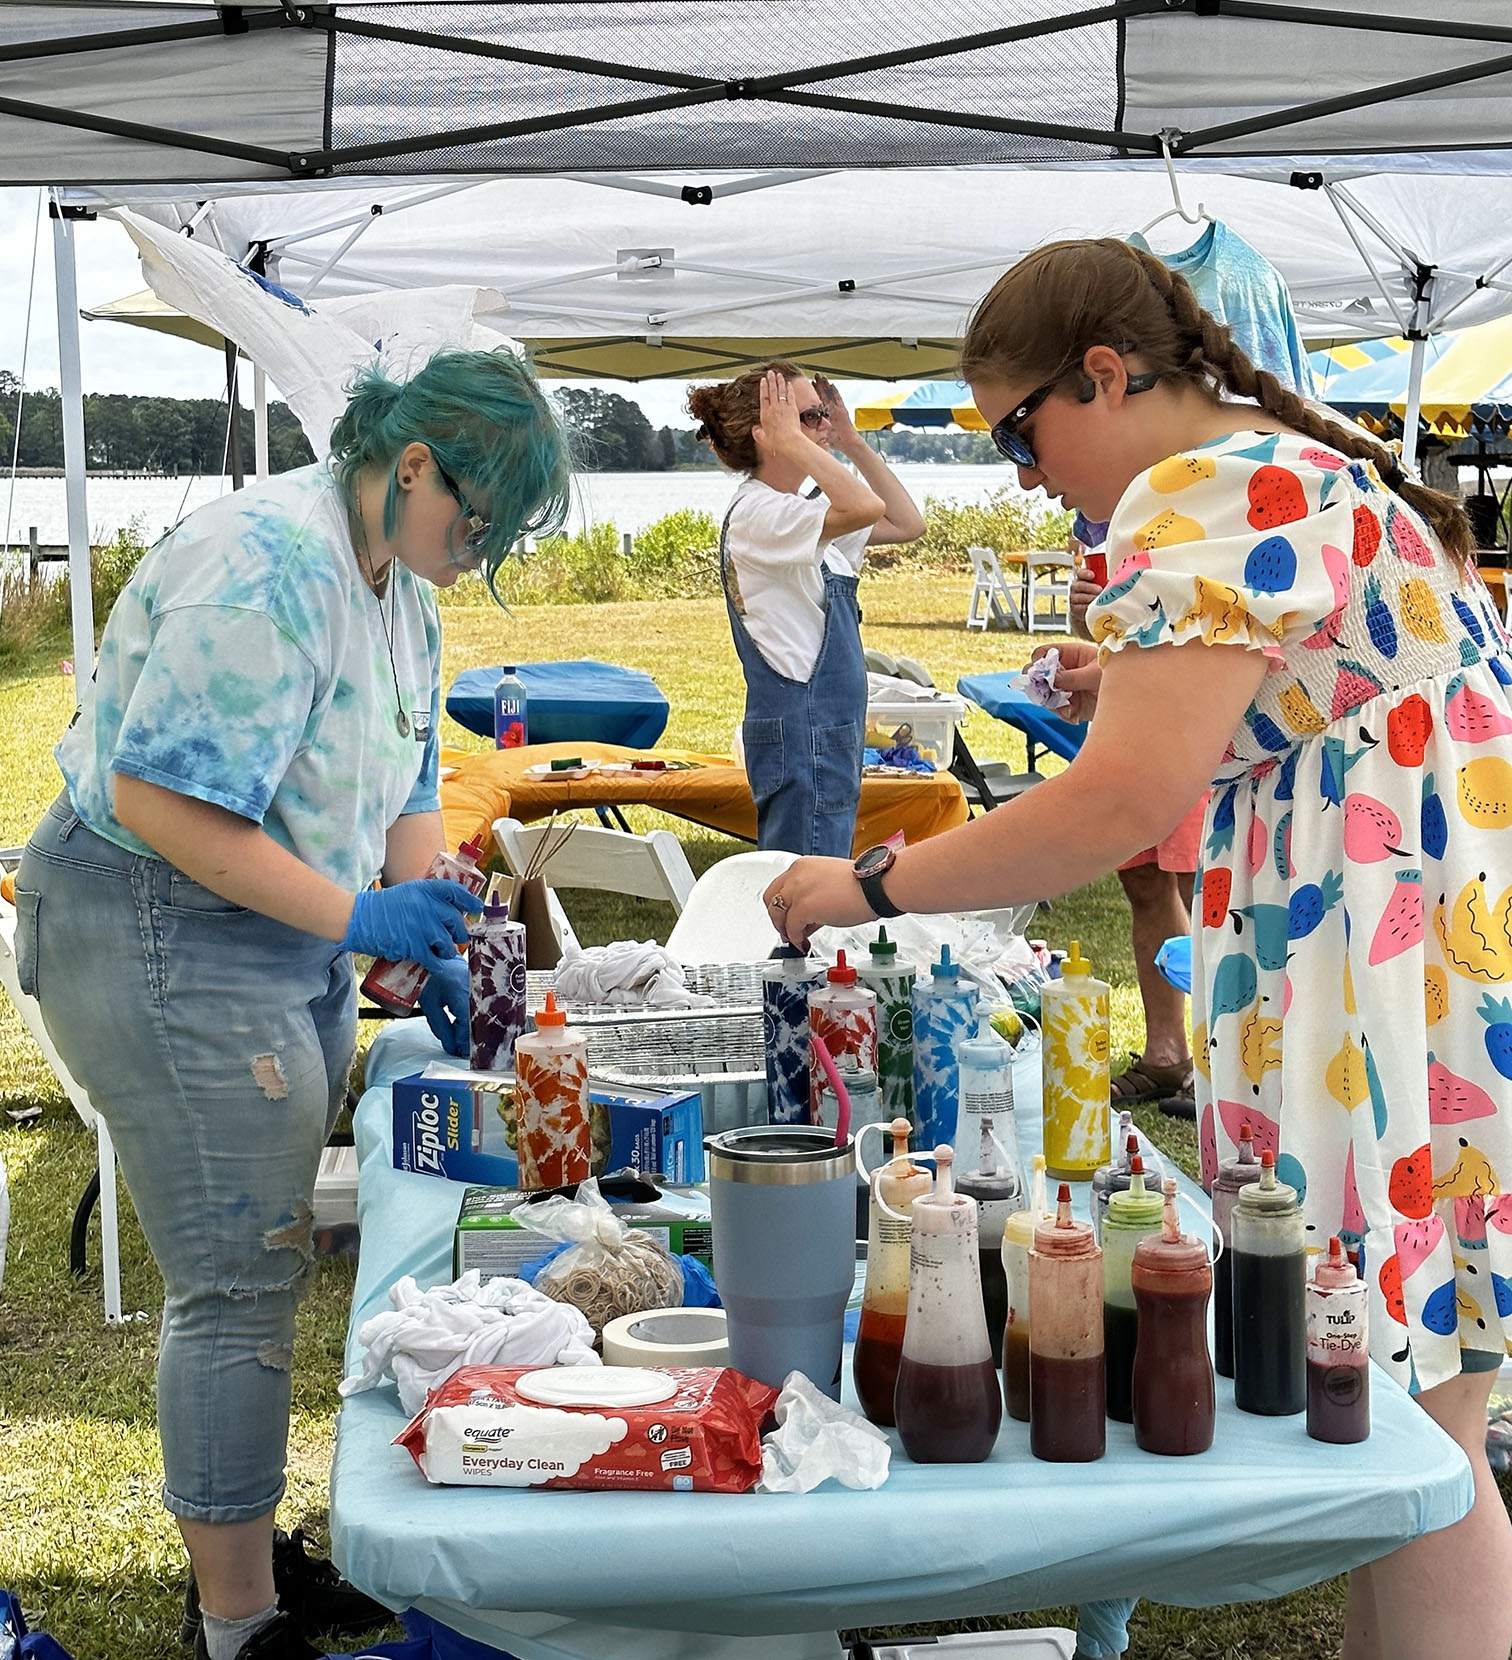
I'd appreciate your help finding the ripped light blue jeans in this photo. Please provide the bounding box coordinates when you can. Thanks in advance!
[16,794,356,1523]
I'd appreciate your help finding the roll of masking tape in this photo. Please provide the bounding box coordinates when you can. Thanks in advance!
[600,1308,730,1369]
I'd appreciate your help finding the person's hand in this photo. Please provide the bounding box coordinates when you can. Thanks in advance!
[418,951,470,1056]
[341,879,480,968]
[813,375,860,451]
[752,369,810,461]
[1069,567,1102,643]
[763,857,878,950]
[1031,639,1103,724]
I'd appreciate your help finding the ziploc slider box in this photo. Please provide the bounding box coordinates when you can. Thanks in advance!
[453,1182,714,1281]
[391,1066,704,1186]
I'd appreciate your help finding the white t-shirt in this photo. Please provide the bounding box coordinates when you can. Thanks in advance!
[722,477,872,683]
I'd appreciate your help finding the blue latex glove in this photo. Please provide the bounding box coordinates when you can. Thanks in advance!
[418,950,471,1056]
[341,880,479,971]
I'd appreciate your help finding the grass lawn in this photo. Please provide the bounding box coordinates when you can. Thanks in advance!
[0,568,1486,1660]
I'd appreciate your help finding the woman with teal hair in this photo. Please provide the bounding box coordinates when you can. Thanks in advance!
[13,348,569,1660]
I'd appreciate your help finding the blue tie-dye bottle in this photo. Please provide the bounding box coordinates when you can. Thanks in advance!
[910,945,979,1151]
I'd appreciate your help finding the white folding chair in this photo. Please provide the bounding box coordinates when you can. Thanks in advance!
[965,545,1026,631]
[1024,547,1076,634]
[0,887,124,1321]
[490,816,695,954]
[666,850,798,964]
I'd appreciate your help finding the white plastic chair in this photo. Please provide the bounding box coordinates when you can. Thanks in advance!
[965,545,1025,631]
[665,850,798,964]
[1023,547,1075,634]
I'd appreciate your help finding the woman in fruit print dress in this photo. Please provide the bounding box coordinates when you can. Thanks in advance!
[765,238,1512,1660]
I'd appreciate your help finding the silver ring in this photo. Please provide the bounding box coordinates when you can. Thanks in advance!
[770,893,789,911]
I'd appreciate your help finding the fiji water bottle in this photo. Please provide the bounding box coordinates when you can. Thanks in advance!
[494,667,529,749]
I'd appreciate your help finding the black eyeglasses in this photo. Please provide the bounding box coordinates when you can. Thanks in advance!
[797,405,833,431]
[990,362,1162,469]
[433,459,491,555]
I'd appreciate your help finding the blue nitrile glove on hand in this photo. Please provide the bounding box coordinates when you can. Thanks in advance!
[341,880,479,971]
[418,951,471,1056]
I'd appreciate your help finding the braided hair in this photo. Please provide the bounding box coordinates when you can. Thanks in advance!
[960,238,1473,569]
[686,359,806,474]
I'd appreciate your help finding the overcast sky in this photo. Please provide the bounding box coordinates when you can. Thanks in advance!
[0,186,905,430]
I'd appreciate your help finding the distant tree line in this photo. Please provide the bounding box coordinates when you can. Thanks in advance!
[2,370,999,476]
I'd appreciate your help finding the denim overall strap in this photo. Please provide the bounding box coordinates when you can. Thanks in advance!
[720,503,867,857]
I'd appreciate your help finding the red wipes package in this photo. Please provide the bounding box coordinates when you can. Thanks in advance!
[394,1364,779,1493]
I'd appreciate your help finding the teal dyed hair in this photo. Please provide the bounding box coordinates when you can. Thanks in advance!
[329,348,571,595]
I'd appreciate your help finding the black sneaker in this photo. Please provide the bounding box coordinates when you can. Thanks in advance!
[192,1609,320,1660]
[181,1529,387,1646]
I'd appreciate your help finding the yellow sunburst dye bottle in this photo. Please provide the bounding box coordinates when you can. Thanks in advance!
[1040,940,1111,1182]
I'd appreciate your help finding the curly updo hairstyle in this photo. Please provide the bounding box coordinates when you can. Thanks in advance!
[686,359,806,474]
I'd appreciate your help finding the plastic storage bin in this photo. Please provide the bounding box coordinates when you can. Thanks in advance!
[864,690,967,769]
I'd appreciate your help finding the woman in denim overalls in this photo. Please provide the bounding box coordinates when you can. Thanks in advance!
[688,364,925,855]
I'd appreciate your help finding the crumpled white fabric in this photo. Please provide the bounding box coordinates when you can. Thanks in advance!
[1009,647,1072,711]
[340,1270,599,1414]
[756,1371,891,1493]
[551,941,714,1009]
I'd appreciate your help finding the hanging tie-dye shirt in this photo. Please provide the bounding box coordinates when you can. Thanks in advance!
[1090,430,1512,1394]
[58,462,442,894]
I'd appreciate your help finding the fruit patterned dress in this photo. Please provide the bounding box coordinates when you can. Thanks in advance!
[1088,430,1512,1393]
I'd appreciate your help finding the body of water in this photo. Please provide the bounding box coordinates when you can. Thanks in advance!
[1,463,1028,550]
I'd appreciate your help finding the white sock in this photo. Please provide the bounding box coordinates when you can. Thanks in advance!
[202,1602,279,1660]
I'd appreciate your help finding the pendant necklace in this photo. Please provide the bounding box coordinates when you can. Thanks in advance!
[352,507,410,738]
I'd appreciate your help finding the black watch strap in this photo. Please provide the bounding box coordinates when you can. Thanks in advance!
[857,867,903,919]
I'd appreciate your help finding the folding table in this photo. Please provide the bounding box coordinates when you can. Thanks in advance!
[446,662,670,750]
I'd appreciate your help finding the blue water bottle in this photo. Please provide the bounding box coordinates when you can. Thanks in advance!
[493,666,529,750]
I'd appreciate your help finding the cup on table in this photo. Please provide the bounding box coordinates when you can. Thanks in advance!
[704,1125,857,1399]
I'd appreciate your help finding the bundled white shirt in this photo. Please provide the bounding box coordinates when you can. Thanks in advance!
[723,478,872,683]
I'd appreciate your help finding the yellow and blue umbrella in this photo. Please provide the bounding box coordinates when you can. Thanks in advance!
[854,381,986,431]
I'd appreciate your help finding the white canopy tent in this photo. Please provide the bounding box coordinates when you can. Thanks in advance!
[12,1,1512,1319]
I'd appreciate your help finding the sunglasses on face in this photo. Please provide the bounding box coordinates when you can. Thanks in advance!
[797,405,833,430]
[989,364,1162,469]
[433,459,491,556]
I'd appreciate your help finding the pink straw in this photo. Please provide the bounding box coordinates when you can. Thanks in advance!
[809,1032,851,1147]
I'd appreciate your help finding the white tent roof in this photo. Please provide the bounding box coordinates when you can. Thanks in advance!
[64,165,1512,380]
[7,2,1512,184]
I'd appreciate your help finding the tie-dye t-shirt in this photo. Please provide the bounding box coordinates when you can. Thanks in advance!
[57,462,442,893]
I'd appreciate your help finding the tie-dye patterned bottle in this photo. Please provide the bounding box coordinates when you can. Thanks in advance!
[859,927,917,1133]
[762,946,824,1125]
[513,992,591,1190]
[910,945,979,1152]
[1040,941,1111,1182]
[807,952,878,1122]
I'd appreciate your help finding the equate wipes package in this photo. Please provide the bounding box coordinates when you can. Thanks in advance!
[395,1363,777,1492]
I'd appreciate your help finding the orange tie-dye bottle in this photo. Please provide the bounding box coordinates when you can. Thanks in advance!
[514,992,591,1190]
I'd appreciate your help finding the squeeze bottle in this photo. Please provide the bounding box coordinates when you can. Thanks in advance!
[1212,1118,1264,1378]
[807,951,878,1122]
[762,946,824,1125]
[911,945,979,1151]
[1131,1176,1215,1455]
[1029,1183,1105,1461]
[467,901,527,1072]
[1091,1111,1160,1241]
[853,1118,932,1427]
[1040,940,1111,1181]
[1101,1157,1165,1424]
[954,1112,1021,1367]
[893,1146,1003,1463]
[1306,1235,1370,1444]
[493,666,529,749]
[360,836,489,1015]
[957,1026,1018,1164]
[858,927,917,1131]
[513,991,591,1190]
[1000,1153,1049,1422]
[1231,1150,1306,1416]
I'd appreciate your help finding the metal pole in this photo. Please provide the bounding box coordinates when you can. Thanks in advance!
[224,339,244,490]
[1401,336,1427,473]
[253,365,270,481]
[49,204,95,682]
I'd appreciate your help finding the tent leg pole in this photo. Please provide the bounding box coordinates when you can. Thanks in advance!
[225,340,244,491]
[253,365,269,481]
[1401,336,1426,473]
[50,203,95,683]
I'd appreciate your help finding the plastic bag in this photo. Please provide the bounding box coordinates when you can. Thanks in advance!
[1,1590,75,1660]
[756,1371,891,1493]
[511,1178,683,1336]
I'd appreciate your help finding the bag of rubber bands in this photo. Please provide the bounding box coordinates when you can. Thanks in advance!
[512,1177,684,1339]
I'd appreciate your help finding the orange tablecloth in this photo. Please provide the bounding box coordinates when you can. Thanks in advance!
[440,741,968,858]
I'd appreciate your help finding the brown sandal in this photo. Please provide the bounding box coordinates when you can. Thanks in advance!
[1110,1053,1195,1117]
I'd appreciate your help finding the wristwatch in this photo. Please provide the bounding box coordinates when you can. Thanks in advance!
[853,843,903,919]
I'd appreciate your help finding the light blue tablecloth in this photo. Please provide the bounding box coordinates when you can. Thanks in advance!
[956,672,1086,766]
[330,1023,1472,1660]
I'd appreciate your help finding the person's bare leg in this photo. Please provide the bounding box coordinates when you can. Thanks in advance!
[179,1515,277,1621]
[1117,863,1192,1070]
[1341,1561,1381,1660]
[1347,1366,1511,1660]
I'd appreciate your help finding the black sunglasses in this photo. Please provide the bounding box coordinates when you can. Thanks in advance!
[433,459,491,556]
[797,405,833,431]
[990,365,1162,468]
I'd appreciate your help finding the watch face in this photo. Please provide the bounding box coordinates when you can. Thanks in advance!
[855,844,894,877]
